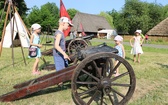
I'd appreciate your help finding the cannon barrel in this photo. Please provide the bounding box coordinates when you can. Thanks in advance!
[77,43,118,60]
[81,34,94,40]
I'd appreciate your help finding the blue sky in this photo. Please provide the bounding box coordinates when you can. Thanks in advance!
[24,0,168,14]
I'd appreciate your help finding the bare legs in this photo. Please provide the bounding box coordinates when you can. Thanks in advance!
[133,53,141,63]
[114,60,120,76]
[137,53,140,63]
[133,55,136,62]
[32,57,40,75]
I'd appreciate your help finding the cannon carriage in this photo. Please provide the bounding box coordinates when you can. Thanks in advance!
[41,34,94,70]
[41,34,94,56]
[0,43,136,105]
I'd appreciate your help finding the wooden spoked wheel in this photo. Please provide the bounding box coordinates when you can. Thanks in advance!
[85,39,92,46]
[71,52,136,105]
[67,39,88,55]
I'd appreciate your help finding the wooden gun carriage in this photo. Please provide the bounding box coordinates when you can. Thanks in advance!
[0,43,136,105]
[41,34,94,56]
[41,34,94,70]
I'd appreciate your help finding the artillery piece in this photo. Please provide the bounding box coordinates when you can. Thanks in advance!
[42,34,94,56]
[0,43,136,105]
[41,34,94,70]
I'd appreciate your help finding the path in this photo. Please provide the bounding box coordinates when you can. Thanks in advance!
[91,38,168,49]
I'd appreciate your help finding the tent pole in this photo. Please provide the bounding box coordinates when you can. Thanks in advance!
[12,4,27,66]
[14,8,31,37]
[0,0,11,56]
[10,2,15,67]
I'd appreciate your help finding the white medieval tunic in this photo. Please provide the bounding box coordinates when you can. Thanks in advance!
[131,36,143,54]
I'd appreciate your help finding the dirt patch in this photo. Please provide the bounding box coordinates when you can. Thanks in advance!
[129,78,163,102]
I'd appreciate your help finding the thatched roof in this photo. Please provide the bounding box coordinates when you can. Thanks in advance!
[147,17,168,36]
[71,12,112,33]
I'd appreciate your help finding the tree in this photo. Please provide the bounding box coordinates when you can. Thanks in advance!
[27,6,41,27]
[108,0,167,35]
[27,2,59,31]
[99,11,114,29]
[162,5,168,18]
[39,2,59,31]
[108,9,129,34]
[0,0,28,38]
[67,8,79,19]
[122,0,150,34]
[147,3,164,32]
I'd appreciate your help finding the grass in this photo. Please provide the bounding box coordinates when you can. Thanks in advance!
[0,38,168,105]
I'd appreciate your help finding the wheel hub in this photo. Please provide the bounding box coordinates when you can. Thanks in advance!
[99,78,112,94]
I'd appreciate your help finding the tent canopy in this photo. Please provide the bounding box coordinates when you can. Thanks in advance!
[2,12,30,48]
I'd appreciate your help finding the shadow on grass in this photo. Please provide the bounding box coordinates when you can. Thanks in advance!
[0,64,13,71]
[156,63,168,68]
[39,61,56,71]
[18,81,71,100]
[125,56,133,61]
[0,59,28,71]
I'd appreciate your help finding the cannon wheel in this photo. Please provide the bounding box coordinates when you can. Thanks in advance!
[67,38,89,55]
[71,52,136,105]
[85,39,92,46]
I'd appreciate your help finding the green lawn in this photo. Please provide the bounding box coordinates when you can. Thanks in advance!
[0,38,168,105]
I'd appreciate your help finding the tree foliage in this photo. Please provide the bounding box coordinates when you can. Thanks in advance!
[1,0,168,38]
[27,4,78,32]
[99,11,114,29]
[0,0,28,38]
[67,8,79,20]
[27,2,59,31]
[108,0,168,35]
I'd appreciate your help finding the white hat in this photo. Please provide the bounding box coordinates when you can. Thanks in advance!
[59,17,73,26]
[114,35,123,42]
[135,30,142,34]
[31,23,41,30]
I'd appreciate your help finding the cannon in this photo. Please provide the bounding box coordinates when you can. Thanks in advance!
[0,43,136,105]
[41,34,94,70]
[41,34,94,56]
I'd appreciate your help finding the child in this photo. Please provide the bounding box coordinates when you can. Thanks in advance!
[130,30,143,63]
[114,35,125,76]
[53,17,73,71]
[29,23,42,75]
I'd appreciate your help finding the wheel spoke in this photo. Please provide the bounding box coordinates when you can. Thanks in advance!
[72,41,78,46]
[76,81,98,85]
[111,83,131,87]
[100,92,104,105]
[102,64,107,77]
[71,45,76,49]
[111,72,129,82]
[87,90,100,105]
[82,69,100,82]
[92,61,102,77]
[111,88,125,98]
[109,61,121,78]
[107,93,115,105]
[78,86,98,97]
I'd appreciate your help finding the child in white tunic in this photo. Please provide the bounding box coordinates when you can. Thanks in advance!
[130,30,143,63]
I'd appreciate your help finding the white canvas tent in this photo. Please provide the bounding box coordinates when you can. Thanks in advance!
[98,29,118,39]
[2,12,30,48]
